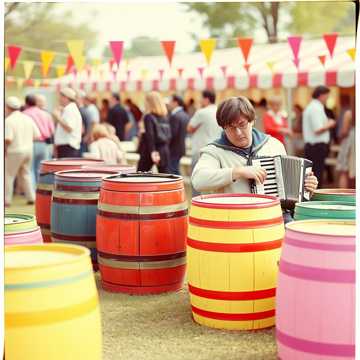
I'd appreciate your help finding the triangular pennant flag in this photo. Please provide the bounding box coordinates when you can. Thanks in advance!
[237,38,253,63]
[41,51,55,77]
[74,55,86,72]
[293,58,300,68]
[109,41,124,66]
[287,36,302,60]
[56,65,66,78]
[16,78,25,89]
[244,63,251,73]
[323,33,338,58]
[161,41,176,66]
[346,48,355,61]
[198,66,204,79]
[66,40,85,72]
[220,65,227,77]
[66,55,74,74]
[159,69,164,80]
[266,61,275,72]
[23,61,35,79]
[5,57,10,73]
[177,68,184,78]
[7,45,22,69]
[109,58,116,72]
[319,55,326,67]
[199,39,217,65]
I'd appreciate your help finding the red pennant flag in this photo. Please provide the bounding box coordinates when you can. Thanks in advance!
[237,38,253,63]
[161,41,176,66]
[318,55,326,67]
[287,36,302,60]
[177,68,184,78]
[7,45,22,69]
[159,69,164,80]
[65,55,74,74]
[244,63,251,73]
[293,58,300,68]
[323,33,338,58]
[220,65,227,77]
[109,41,124,66]
[109,58,116,72]
[198,67,204,79]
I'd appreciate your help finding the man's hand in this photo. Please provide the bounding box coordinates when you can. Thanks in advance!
[304,171,318,194]
[233,165,267,184]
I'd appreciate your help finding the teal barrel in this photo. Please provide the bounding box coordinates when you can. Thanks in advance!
[50,169,121,270]
[312,189,355,203]
[294,201,356,220]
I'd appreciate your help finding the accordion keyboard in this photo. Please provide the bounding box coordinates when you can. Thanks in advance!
[252,157,280,196]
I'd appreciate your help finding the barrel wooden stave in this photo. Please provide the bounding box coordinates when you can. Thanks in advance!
[5,244,102,359]
[312,188,355,203]
[276,220,355,360]
[5,228,43,246]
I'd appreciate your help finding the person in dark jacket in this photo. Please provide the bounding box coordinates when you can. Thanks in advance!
[137,92,171,173]
[168,94,190,175]
[107,93,129,141]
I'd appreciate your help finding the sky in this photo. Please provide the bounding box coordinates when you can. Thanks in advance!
[54,2,266,57]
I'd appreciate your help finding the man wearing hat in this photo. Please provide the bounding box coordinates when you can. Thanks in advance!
[52,87,82,158]
[5,96,41,206]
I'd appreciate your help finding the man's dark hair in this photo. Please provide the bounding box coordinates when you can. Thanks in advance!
[112,93,120,102]
[216,96,256,128]
[312,86,330,99]
[202,90,216,104]
[171,94,185,108]
[25,94,37,107]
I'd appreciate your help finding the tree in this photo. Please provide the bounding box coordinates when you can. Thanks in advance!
[5,3,97,78]
[125,36,164,58]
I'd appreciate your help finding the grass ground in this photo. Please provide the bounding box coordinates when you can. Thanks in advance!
[6,195,278,360]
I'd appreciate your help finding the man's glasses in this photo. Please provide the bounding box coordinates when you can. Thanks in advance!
[225,121,250,131]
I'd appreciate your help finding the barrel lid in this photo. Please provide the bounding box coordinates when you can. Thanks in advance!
[295,201,355,211]
[40,158,104,174]
[5,214,34,225]
[5,214,37,234]
[81,164,136,173]
[314,188,355,196]
[102,172,184,192]
[54,169,120,181]
[5,244,90,269]
[192,194,279,209]
[286,219,355,237]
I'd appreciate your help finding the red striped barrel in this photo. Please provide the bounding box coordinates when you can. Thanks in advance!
[276,220,355,360]
[35,158,104,242]
[97,173,188,294]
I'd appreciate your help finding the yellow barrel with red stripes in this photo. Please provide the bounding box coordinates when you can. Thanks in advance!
[187,194,284,330]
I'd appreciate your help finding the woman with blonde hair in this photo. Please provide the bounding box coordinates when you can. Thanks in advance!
[137,91,171,172]
[88,123,126,164]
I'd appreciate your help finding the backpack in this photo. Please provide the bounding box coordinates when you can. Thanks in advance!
[153,115,171,145]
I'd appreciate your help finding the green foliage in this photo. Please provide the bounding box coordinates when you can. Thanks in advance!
[5,3,97,78]
[125,36,163,58]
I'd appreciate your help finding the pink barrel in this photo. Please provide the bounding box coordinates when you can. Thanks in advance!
[276,220,355,360]
[5,214,42,245]
[5,228,43,245]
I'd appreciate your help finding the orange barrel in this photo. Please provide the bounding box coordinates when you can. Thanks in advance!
[51,170,121,270]
[97,173,188,294]
[35,158,104,243]
[4,243,102,359]
[187,194,284,330]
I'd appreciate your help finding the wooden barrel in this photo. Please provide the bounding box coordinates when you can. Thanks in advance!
[4,243,102,359]
[81,164,136,173]
[187,194,284,330]
[97,173,188,294]
[276,220,355,360]
[36,158,104,243]
[312,188,355,203]
[294,201,356,220]
[51,169,120,270]
[5,214,43,245]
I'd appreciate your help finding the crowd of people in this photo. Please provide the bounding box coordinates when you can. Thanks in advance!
[4,85,355,207]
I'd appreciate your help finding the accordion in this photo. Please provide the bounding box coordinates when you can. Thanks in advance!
[250,155,313,208]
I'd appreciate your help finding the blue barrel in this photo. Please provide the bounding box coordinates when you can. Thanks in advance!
[50,169,120,270]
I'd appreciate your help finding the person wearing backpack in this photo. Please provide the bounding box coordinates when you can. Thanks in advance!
[137,92,171,173]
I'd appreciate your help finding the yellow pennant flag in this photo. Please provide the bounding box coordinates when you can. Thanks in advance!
[67,40,85,71]
[33,79,41,88]
[41,51,55,77]
[23,61,35,79]
[17,78,25,89]
[266,61,276,72]
[5,57,10,73]
[199,39,217,65]
[346,48,355,61]
[56,65,66,78]
[75,55,86,72]
[141,68,149,80]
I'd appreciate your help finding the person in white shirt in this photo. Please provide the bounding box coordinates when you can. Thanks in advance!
[5,96,41,206]
[83,93,100,145]
[52,87,82,158]
[302,86,336,187]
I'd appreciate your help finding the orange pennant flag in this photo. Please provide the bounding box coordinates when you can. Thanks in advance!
[41,51,55,77]
[161,41,176,67]
[319,55,326,67]
[199,39,217,65]
[5,57,10,73]
[23,61,35,79]
[56,65,66,78]
[346,48,355,61]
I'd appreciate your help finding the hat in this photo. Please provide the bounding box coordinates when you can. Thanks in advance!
[6,96,21,110]
[60,87,77,101]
